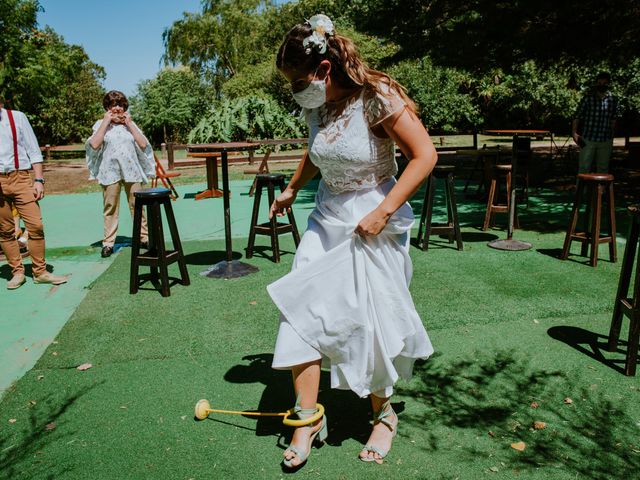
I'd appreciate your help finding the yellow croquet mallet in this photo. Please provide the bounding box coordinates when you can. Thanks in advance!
[194,399,325,427]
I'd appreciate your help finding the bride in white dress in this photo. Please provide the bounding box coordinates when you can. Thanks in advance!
[268,14,437,469]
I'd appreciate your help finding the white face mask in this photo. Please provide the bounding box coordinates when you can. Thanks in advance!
[292,72,327,109]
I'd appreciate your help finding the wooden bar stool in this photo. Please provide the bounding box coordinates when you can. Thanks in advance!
[416,165,463,251]
[561,173,617,267]
[246,174,300,263]
[130,187,190,297]
[607,205,640,375]
[483,164,519,231]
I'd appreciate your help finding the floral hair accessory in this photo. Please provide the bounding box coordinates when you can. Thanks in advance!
[303,14,335,55]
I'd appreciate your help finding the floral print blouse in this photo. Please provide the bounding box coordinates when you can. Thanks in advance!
[85,121,155,186]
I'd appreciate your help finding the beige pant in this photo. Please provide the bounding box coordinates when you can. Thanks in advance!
[0,171,47,276]
[102,181,148,247]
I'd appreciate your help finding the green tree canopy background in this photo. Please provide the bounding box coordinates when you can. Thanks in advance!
[159,0,640,137]
[0,0,105,144]
[2,0,640,145]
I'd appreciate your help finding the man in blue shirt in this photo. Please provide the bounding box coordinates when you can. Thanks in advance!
[572,72,619,174]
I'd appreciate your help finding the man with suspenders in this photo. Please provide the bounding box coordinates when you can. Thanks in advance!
[0,99,68,289]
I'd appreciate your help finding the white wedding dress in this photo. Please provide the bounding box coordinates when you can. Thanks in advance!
[268,85,433,398]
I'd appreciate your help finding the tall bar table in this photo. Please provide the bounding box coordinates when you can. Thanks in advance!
[187,142,260,278]
[483,130,551,251]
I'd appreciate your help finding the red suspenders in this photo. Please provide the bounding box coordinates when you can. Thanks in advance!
[6,109,19,170]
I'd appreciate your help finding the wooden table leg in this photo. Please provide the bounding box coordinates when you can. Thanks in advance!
[195,156,224,200]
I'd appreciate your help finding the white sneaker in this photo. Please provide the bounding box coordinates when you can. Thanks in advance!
[7,273,26,290]
[33,272,68,285]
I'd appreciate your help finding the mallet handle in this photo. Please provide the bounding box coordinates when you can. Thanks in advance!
[206,409,285,417]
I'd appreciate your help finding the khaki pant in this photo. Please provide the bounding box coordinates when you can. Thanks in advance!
[578,139,613,174]
[0,171,46,276]
[102,181,148,247]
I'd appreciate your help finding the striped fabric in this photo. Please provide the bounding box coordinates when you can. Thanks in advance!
[574,92,620,142]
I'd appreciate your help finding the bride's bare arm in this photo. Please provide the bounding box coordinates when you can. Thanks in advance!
[270,150,319,218]
[355,109,437,236]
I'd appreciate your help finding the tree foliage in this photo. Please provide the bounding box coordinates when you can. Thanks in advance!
[349,0,640,70]
[163,0,279,91]
[188,95,305,143]
[1,1,105,144]
[8,27,104,144]
[0,0,40,88]
[130,67,210,144]
[390,58,481,133]
[477,62,581,132]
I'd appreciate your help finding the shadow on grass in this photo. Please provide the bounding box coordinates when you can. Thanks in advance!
[182,249,242,265]
[410,230,499,251]
[133,273,186,294]
[222,354,396,449]
[460,231,500,243]
[397,349,640,479]
[0,385,97,480]
[0,263,57,281]
[245,245,297,262]
[548,326,626,374]
[537,247,564,260]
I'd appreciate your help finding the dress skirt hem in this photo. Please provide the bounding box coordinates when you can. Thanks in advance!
[269,179,434,399]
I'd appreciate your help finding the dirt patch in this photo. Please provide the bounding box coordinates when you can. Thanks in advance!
[41,160,303,195]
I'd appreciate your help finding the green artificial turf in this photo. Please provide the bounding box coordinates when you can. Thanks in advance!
[1,191,639,479]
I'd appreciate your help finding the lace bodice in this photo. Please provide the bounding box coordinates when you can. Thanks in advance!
[305,86,405,193]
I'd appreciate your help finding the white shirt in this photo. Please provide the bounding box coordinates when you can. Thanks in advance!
[85,120,155,186]
[0,108,43,173]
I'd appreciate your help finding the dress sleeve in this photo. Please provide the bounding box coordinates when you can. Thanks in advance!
[364,85,407,128]
[85,120,103,180]
[134,136,156,181]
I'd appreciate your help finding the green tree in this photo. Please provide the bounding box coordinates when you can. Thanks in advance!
[349,0,640,70]
[10,27,105,144]
[163,0,276,91]
[477,61,581,131]
[0,0,41,97]
[130,67,210,145]
[188,95,305,143]
[390,57,481,133]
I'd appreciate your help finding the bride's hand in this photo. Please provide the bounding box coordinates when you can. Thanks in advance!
[355,208,391,237]
[269,188,297,219]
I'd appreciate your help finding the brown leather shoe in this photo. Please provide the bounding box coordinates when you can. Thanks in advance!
[33,272,68,285]
[7,273,26,290]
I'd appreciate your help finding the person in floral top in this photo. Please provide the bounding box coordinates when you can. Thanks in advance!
[86,91,155,257]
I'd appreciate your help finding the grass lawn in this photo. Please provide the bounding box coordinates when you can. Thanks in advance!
[1,182,639,479]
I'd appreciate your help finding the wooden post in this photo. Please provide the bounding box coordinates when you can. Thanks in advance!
[161,142,167,160]
[45,144,51,161]
[473,130,478,149]
[167,142,174,170]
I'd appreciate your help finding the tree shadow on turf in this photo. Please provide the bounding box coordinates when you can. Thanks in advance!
[0,384,98,480]
[222,354,404,450]
[397,349,640,479]
[547,326,627,374]
[410,231,499,251]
